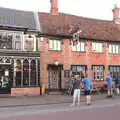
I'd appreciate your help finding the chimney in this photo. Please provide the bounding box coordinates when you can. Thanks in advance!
[50,0,58,15]
[112,4,120,24]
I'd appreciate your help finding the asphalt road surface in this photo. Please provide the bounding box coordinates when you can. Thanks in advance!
[0,98,120,120]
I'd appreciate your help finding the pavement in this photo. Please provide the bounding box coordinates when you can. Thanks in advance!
[0,94,120,119]
[0,93,119,107]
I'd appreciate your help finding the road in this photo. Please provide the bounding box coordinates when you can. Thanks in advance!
[0,98,120,120]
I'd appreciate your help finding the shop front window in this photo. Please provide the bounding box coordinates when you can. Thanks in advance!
[109,65,120,79]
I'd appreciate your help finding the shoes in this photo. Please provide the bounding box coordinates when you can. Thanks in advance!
[87,103,92,106]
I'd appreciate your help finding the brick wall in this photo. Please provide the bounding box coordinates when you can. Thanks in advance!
[11,87,40,96]
[39,37,120,88]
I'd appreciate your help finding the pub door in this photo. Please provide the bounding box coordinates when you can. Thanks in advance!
[47,65,62,91]
[0,65,12,94]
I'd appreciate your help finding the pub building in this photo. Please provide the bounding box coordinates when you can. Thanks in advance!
[38,1,120,94]
[0,7,40,96]
[0,1,120,96]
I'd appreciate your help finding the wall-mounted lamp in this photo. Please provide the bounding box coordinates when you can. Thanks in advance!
[54,60,59,66]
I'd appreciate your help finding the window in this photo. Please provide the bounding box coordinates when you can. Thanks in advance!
[92,65,104,81]
[49,39,61,51]
[109,66,120,79]
[109,44,120,54]
[14,58,40,87]
[15,42,21,50]
[92,42,103,53]
[71,65,87,79]
[72,42,85,52]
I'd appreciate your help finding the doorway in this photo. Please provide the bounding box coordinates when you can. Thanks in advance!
[47,64,62,91]
[0,65,12,94]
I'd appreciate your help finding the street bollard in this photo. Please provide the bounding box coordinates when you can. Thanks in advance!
[41,84,45,95]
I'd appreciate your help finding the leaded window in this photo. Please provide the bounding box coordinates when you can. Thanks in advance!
[0,30,23,50]
[92,65,104,81]
[71,65,87,79]
[109,66,120,79]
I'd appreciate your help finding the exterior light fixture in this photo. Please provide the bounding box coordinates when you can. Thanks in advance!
[54,60,59,66]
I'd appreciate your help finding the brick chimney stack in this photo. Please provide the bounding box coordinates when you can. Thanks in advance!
[112,4,120,24]
[50,0,58,15]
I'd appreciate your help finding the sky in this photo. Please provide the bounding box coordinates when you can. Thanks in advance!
[0,0,120,20]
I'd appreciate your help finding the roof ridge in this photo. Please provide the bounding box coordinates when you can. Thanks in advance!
[0,6,33,13]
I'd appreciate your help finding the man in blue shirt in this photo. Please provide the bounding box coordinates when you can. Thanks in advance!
[83,73,92,105]
[106,73,113,97]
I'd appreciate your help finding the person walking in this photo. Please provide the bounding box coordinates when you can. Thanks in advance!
[114,75,120,96]
[82,73,92,105]
[106,73,113,97]
[71,74,81,106]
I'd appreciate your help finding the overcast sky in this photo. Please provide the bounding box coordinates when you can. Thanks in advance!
[0,0,120,20]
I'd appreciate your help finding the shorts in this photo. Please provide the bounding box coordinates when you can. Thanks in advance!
[73,89,80,98]
[84,90,91,95]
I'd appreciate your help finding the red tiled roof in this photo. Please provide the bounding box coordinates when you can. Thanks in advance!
[38,12,120,41]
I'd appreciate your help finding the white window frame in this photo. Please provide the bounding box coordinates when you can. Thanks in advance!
[92,65,104,81]
[109,44,120,54]
[92,42,103,53]
[72,42,85,52]
[48,39,61,51]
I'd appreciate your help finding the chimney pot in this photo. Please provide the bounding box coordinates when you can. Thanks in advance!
[50,0,58,15]
[112,4,120,24]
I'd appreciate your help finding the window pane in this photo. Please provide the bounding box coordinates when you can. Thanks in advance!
[92,42,102,52]
[76,42,80,51]
[81,42,85,51]
[72,45,76,51]
[15,42,21,50]
[92,65,104,81]
[57,41,61,50]
[113,45,116,54]
[92,43,96,51]
[116,45,119,54]
[109,44,112,53]
[49,40,61,51]
[49,40,53,49]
